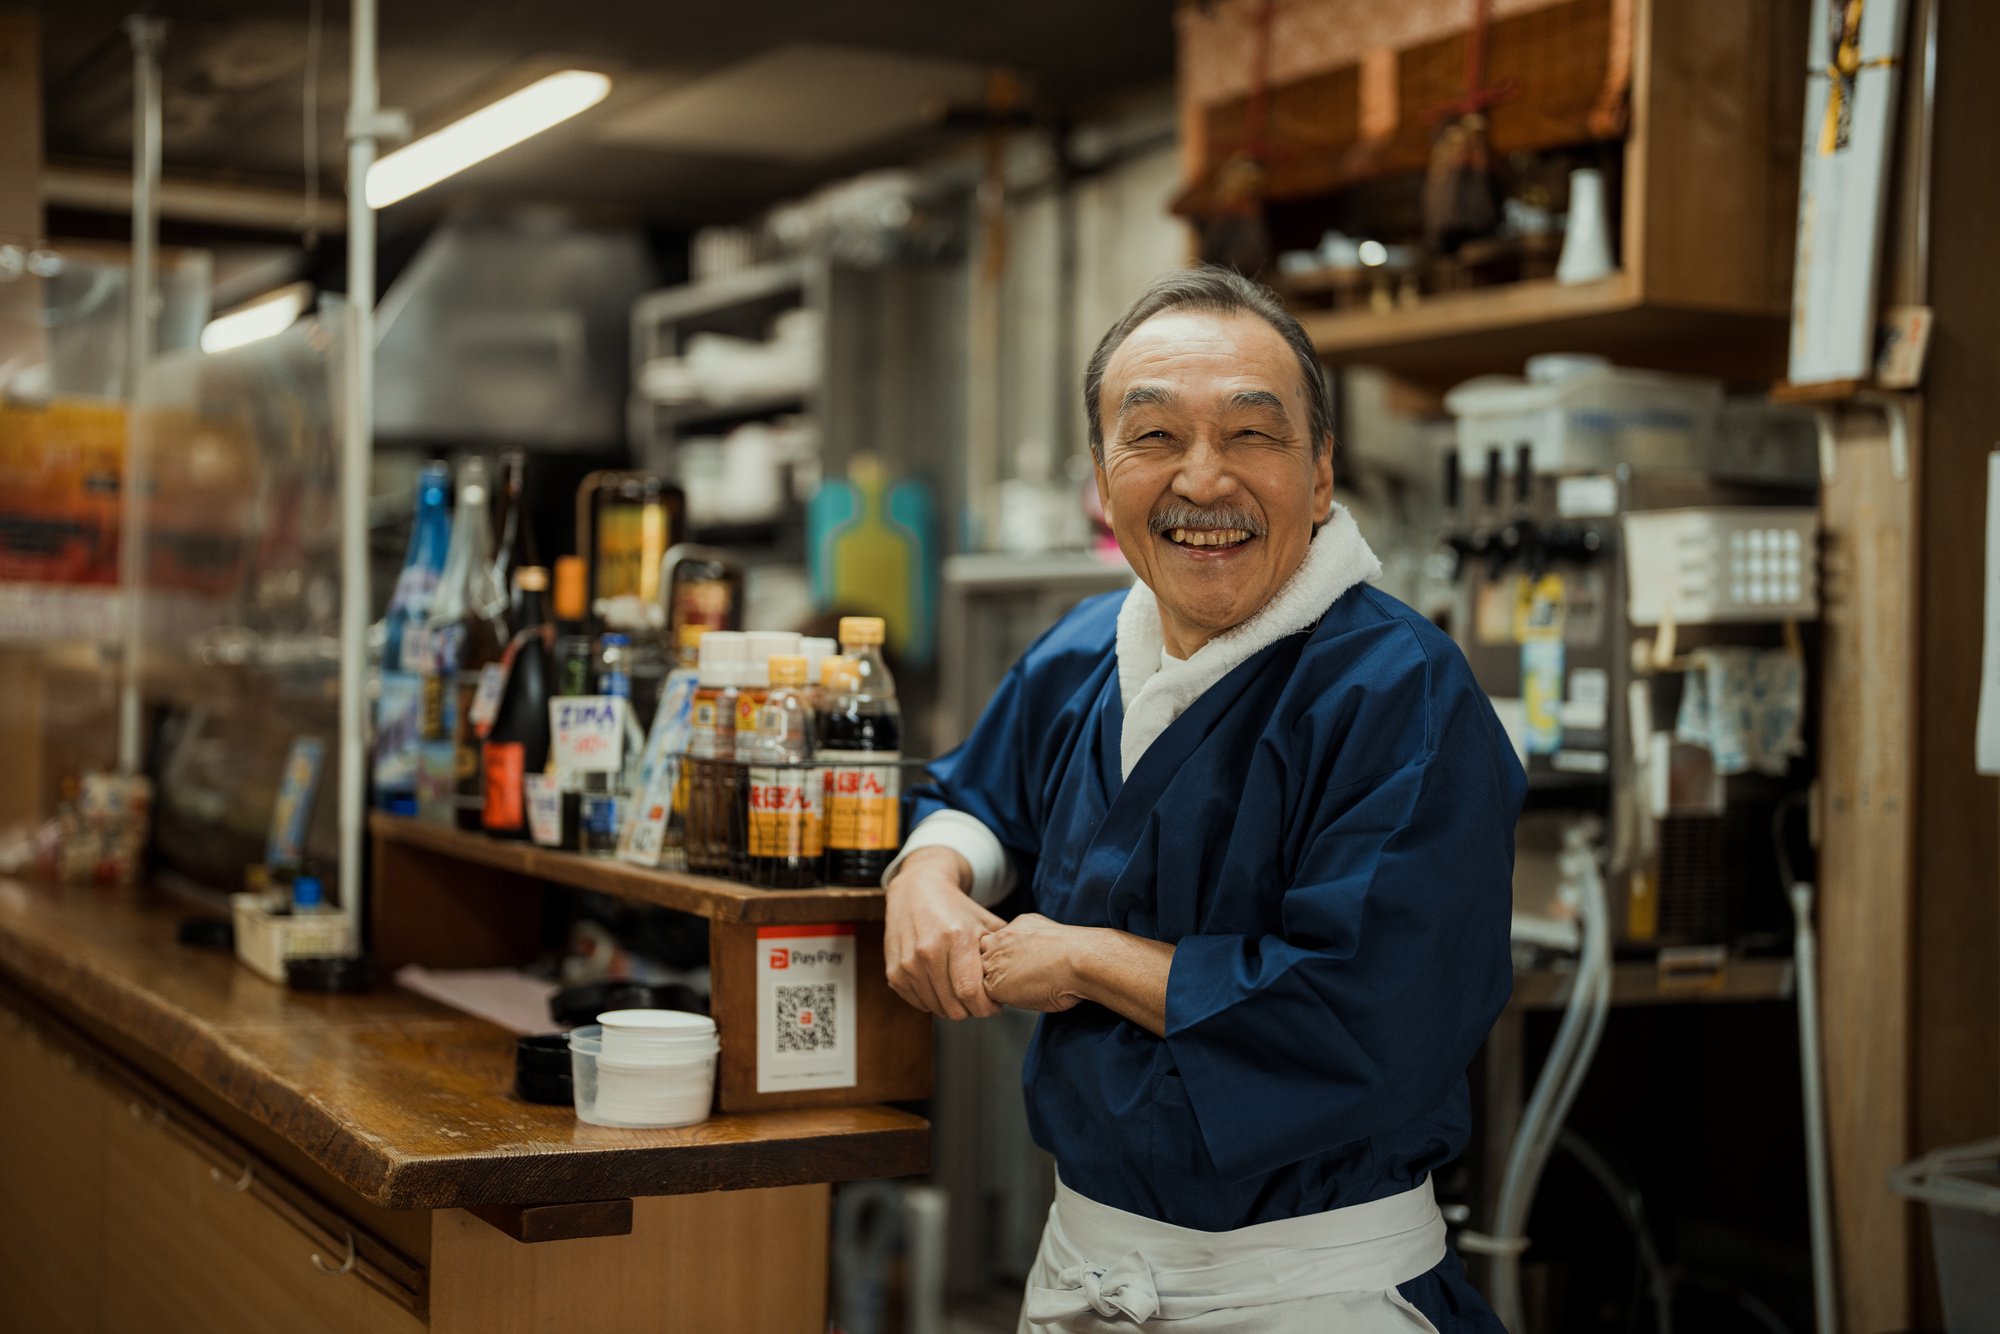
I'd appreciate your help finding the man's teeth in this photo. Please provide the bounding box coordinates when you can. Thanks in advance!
[1167,527,1251,547]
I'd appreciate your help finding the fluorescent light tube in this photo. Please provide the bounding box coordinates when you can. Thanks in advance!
[201,284,310,353]
[366,69,611,209]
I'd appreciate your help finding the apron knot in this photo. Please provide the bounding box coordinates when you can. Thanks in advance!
[1026,1250,1161,1324]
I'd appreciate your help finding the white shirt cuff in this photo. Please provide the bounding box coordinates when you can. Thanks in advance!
[883,810,1018,907]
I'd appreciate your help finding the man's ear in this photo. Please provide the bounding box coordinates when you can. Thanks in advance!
[1094,459,1113,525]
[1312,435,1335,524]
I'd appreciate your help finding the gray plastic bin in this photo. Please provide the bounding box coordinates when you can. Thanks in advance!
[1892,1138,2000,1334]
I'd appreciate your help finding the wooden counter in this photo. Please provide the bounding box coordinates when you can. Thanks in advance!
[0,877,930,1333]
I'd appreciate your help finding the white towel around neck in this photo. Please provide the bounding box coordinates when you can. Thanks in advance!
[1113,504,1382,778]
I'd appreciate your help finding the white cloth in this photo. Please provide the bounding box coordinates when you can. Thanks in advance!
[1018,1175,1446,1333]
[885,508,1382,895]
[1113,503,1381,778]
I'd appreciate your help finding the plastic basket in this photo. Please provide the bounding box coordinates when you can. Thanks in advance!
[231,894,358,984]
[1891,1137,2000,1334]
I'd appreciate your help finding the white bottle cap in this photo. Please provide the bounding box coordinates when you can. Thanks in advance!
[799,637,836,681]
[742,632,801,688]
[696,631,747,686]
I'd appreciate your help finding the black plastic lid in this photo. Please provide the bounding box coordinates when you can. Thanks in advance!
[285,955,376,994]
[176,916,235,951]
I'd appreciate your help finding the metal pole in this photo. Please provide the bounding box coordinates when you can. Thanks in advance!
[118,15,166,776]
[338,0,397,943]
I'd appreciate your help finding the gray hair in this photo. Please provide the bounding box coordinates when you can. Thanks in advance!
[1082,264,1334,465]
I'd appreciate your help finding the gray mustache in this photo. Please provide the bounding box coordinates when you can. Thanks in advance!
[1147,503,1265,536]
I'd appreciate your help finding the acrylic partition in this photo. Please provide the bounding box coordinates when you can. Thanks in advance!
[0,240,212,848]
[126,316,349,896]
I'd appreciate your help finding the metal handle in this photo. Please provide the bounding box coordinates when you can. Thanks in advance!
[310,1232,356,1276]
[209,1160,254,1192]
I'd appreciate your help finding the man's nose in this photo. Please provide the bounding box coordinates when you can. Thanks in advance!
[1172,433,1239,506]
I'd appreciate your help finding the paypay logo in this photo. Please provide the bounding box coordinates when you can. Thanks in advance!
[769,948,790,970]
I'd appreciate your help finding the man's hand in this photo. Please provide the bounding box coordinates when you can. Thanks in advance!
[982,915,1176,1036]
[885,846,1005,1020]
[978,913,1095,1015]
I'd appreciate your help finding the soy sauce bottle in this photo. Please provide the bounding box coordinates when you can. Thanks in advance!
[821,617,902,886]
[746,655,821,888]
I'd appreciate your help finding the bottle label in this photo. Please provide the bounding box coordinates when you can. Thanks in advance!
[374,673,424,792]
[747,767,823,859]
[451,676,484,788]
[734,689,767,760]
[690,695,719,758]
[820,750,901,851]
[420,671,448,742]
[468,662,508,733]
[483,742,527,831]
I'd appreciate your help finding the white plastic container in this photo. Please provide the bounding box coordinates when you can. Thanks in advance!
[568,1021,718,1130]
[1891,1138,2000,1334]
[1445,361,1723,477]
[231,893,357,984]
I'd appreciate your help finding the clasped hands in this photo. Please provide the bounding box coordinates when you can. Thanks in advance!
[884,847,1173,1033]
[884,847,1092,1020]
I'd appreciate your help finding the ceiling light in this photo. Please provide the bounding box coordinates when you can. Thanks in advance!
[1358,240,1388,267]
[201,283,310,353]
[366,69,611,209]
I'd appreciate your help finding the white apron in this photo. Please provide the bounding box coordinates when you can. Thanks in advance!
[1017,1176,1447,1333]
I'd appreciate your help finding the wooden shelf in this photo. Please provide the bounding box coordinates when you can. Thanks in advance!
[1513,956,1795,1011]
[641,390,810,433]
[1296,273,1790,386]
[369,813,886,926]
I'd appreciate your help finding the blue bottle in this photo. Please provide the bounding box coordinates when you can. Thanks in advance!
[374,462,453,815]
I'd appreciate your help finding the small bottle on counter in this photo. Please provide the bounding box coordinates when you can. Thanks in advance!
[822,617,902,887]
[685,631,746,873]
[747,655,821,888]
[732,633,802,877]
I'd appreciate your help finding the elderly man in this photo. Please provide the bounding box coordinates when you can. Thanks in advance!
[884,266,1522,1332]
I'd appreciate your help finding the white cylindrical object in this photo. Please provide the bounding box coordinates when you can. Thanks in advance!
[119,17,167,776]
[1557,168,1616,285]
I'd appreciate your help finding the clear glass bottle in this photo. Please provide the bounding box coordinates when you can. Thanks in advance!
[685,631,746,874]
[375,461,453,816]
[822,616,902,886]
[747,654,821,888]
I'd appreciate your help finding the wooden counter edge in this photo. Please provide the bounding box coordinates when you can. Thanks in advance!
[0,902,929,1213]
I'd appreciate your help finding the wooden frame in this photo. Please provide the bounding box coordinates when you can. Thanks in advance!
[369,814,933,1115]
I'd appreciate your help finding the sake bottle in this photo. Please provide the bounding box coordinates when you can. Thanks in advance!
[822,616,902,886]
[747,655,821,888]
[428,458,509,830]
[492,449,538,624]
[482,566,554,840]
[375,461,452,816]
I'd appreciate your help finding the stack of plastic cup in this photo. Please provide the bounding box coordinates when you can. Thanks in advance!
[567,1009,719,1129]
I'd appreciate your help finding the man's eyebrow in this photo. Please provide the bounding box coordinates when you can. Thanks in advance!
[1119,384,1182,414]
[1227,389,1289,415]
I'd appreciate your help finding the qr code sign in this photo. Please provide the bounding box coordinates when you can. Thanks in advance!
[775,984,838,1053]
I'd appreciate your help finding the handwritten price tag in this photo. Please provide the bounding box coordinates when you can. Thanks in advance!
[550,696,627,778]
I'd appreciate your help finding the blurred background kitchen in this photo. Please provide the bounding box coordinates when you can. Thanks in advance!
[0,2,1995,1332]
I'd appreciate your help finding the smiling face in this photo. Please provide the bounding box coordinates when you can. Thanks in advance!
[1094,309,1334,658]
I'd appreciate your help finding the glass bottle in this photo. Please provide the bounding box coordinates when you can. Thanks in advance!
[685,631,746,874]
[375,461,452,816]
[481,566,554,840]
[492,449,538,625]
[428,457,509,829]
[747,654,821,888]
[822,616,902,886]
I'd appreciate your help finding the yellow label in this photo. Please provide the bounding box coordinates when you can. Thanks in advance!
[823,759,901,851]
[747,769,823,858]
[1513,574,1566,644]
